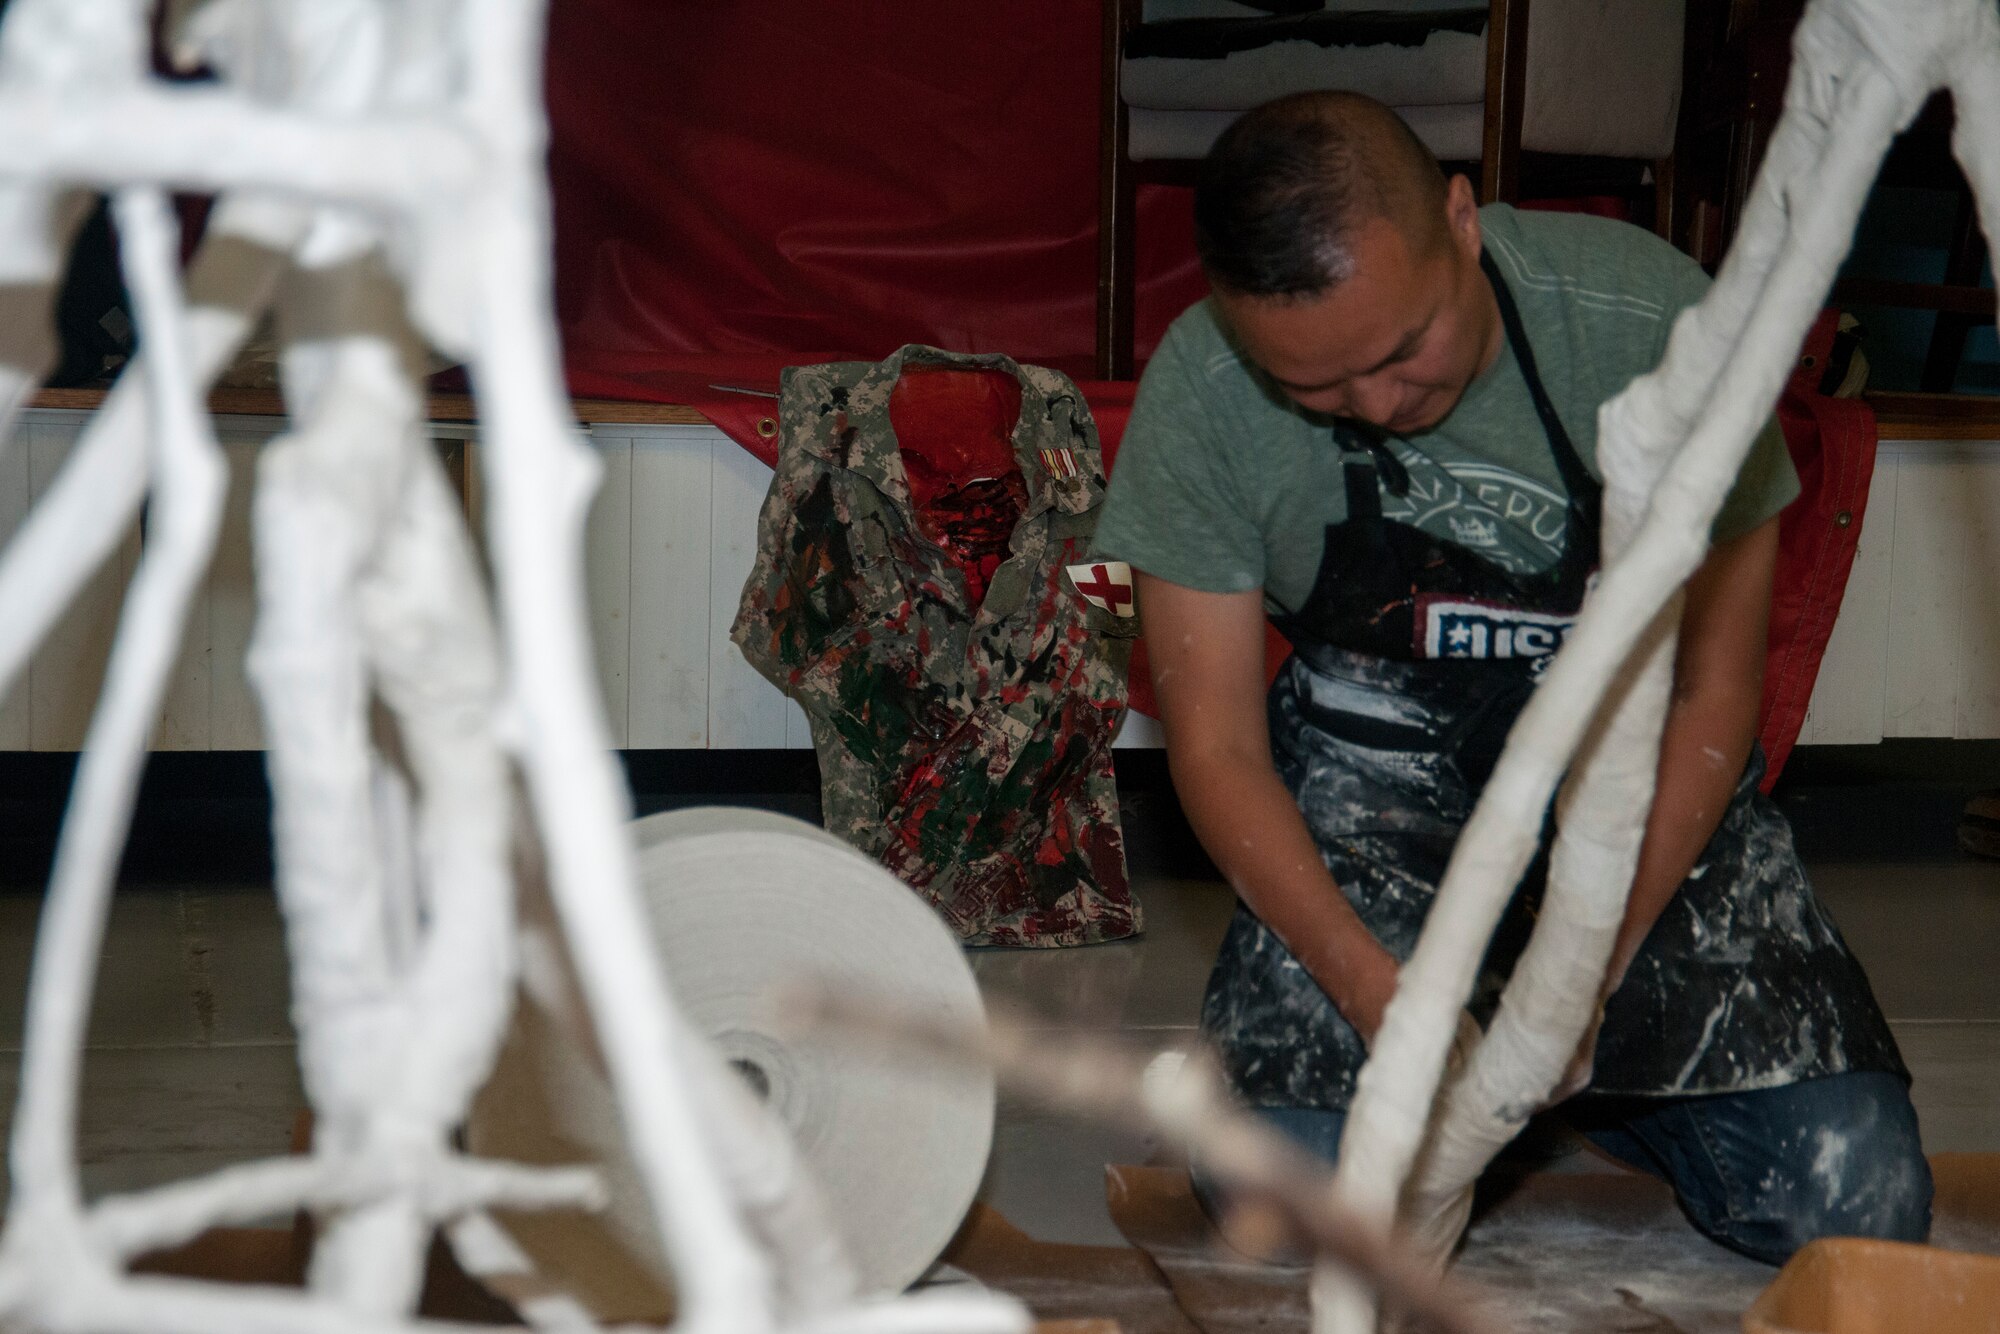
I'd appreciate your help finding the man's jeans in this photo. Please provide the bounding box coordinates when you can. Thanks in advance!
[1193,1071,1931,1266]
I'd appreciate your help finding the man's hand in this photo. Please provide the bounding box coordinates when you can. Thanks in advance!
[1551,1000,1606,1104]
[1338,945,1402,1048]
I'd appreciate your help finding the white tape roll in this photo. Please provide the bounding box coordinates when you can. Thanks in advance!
[472,805,993,1312]
[630,806,994,1294]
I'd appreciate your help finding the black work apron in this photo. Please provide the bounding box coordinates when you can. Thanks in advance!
[1201,254,1904,1109]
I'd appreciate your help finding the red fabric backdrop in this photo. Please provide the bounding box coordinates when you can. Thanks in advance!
[546,1,1205,381]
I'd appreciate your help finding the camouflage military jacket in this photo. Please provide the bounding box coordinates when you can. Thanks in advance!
[732,345,1141,947]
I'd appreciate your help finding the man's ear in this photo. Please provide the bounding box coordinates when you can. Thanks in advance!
[1443,174,1481,262]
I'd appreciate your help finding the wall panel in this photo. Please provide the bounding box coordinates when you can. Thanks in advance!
[1881,447,1970,738]
[627,427,714,749]
[705,438,793,748]
[582,432,633,746]
[1798,450,1898,745]
[1954,444,2000,737]
[0,427,31,750]
[207,429,273,751]
[26,419,138,752]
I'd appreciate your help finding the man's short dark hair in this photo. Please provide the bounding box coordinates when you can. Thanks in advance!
[1193,91,1447,299]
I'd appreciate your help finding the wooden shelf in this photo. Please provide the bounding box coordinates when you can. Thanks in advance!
[27,387,711,427]
[32,386,2000,442]
[1866,391,2000,440]
[1834,278,1998,318]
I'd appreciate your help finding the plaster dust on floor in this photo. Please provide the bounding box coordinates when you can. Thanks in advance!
[1097,1154,2000,1334]
[1104,1161,1775,1334]
[0,829,1990,1317]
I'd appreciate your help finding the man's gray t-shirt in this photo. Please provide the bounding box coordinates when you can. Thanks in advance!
[1094,205,1799,614]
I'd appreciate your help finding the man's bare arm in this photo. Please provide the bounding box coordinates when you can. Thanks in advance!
[1610,514,1781,987]
[1138,572,1402,1043]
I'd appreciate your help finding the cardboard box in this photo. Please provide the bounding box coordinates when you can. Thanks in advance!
[1743,1238,2000,1333]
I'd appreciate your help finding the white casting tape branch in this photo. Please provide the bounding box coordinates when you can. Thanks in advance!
[1320,3,2000,1329]
[5,184,226,1278]
[0,195,305,721]
[1402,301,1693,1261]
[0,3,969,1332]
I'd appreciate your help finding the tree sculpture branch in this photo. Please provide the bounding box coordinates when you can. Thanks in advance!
[0,5,1028,1334]
[793,987,1505,1334]
[1318,2,2000,1329]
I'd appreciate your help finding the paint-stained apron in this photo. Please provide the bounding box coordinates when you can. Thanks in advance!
[1202,254,1905,1109]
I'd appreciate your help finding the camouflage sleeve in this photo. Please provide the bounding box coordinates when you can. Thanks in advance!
[729,379,849,691]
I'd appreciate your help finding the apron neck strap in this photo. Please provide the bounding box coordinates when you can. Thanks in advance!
[1479,249,1596,504]
[1342,451,1383,519]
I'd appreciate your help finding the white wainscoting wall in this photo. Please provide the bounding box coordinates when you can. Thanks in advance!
[10,409,1983,752]
[1797,437,2000,744]
[5,410,1162,751]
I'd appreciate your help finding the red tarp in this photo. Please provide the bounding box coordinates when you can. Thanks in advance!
[1759,311,1879,788]
[546,1,1205,382]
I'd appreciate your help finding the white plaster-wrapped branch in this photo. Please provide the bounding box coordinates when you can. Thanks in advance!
[0,194,305,727]
[446,1211,609,1334]
[0,94,479,211]
[1320,3,2000,1330]
[1400,498,1687,1258]
[439,4,789,1327]
[1,181,231,1324]
[0,5,1031,1334]
[89,1154,603,1262]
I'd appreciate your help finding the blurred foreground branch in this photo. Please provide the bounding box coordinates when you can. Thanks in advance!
[789,987,1505,1334]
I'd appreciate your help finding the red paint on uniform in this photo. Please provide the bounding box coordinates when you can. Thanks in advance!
[892,367,1028,606]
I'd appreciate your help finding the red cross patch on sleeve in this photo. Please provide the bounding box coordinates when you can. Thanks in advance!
[1066,561,1136,617]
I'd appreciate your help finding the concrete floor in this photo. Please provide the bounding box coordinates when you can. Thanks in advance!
[971,857,2000,1246]
[0,767,1993,1258]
